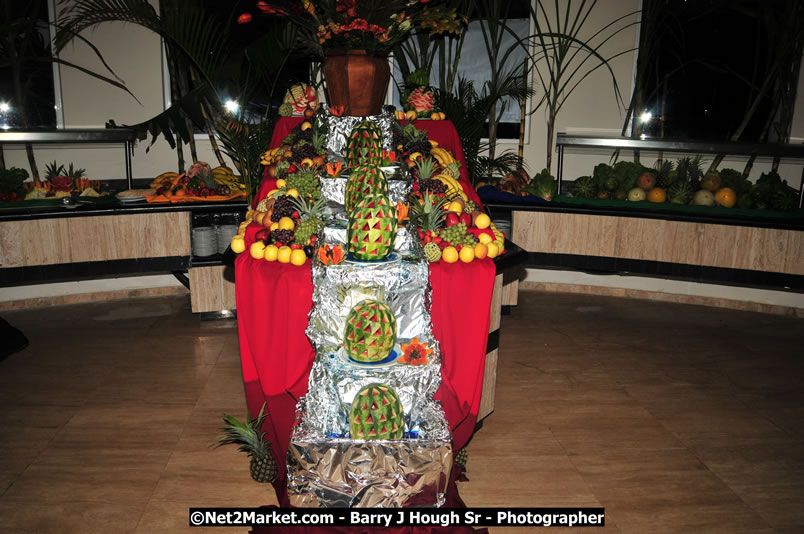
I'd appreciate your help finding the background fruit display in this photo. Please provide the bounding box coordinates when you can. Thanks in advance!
[570,156,800,212]
[148,164,246,199]
[1,162,108,202]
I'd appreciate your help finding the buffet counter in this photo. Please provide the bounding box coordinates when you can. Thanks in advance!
[0,199,248,313]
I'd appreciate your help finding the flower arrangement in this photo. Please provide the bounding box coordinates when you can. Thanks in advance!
[242,0,464,57]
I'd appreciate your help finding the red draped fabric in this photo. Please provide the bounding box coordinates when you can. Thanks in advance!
[256,117,481,207]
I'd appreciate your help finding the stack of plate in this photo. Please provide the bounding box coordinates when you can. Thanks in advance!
[216,224,238,253]
[492,218,512,238]
[192,227,217,257]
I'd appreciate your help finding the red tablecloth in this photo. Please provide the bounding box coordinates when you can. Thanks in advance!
[256,117,481,207]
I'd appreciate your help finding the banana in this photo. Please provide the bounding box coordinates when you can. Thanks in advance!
[149,171,179,188]
[430,147,455,166]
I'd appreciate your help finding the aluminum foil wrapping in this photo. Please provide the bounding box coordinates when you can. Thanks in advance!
[288,398,452,508]
[320,107,395,156]
[320,172,412,210]
[303,256,441,434]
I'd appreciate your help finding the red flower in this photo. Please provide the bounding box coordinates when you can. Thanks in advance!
[237,12,252,24]
[399,338,432,366]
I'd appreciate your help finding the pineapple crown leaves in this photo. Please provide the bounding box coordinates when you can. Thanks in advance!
[66,162,87,180]
[290,194,326,221]
[44,161,65,181]
[409,191,449,231]
[415,156,437,181]
[214,403,270,458]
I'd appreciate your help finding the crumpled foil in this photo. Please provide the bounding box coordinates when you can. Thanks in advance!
[288,398,452,508]
[303,256,441,434]
[320,107,395,156]
[319,172,412,210]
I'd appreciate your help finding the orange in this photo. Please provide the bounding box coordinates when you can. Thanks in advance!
[459,246,475,263]
[647,187,667,203]
[290,249,307,266]
[447,200,463,215]
[230,235,246,254]
[249,241,266,260]
[442,246,459,263]
[486,242,499,258]
[474,213,491,229]
[278,217,295,231]
[277,246,292,263]
[714,187,736,208]
[264,245,279,262]
[474,242,488,259]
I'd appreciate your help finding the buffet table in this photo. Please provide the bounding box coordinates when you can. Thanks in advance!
[0,199,247,312]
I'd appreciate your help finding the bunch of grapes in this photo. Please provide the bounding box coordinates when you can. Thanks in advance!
[294,217,321,245]
[286,172,321,200]
[271,229,295,246]
[291,142,317,162]
[419,179,447,195]
[270,195,296,222]
[437,223,478,248]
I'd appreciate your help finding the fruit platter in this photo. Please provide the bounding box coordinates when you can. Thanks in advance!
[143,162,247,203]
[0,162,109,205]
[230,106,500,508]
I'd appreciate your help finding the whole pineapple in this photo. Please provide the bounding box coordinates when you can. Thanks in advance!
[455,447,468,467]
[344,299,397,362]
[667,180,694,205]
[215,404,277,484]
[676,156,703,189]
[656,160,674,189]
[344,120,384,169]
[350,383,405,440]
[345,164,388,213]
[347,194,398,260]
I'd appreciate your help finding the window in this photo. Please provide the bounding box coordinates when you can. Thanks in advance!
[0,1,60,129]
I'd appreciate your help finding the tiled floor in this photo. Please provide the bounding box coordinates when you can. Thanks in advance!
[0,291,801,533]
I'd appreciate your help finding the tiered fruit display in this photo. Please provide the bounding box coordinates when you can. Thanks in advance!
[344,164,388,213]
[349,383,405,441]
[347,194,398,261]
[343,299,397,363]
[344,120,384,168]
